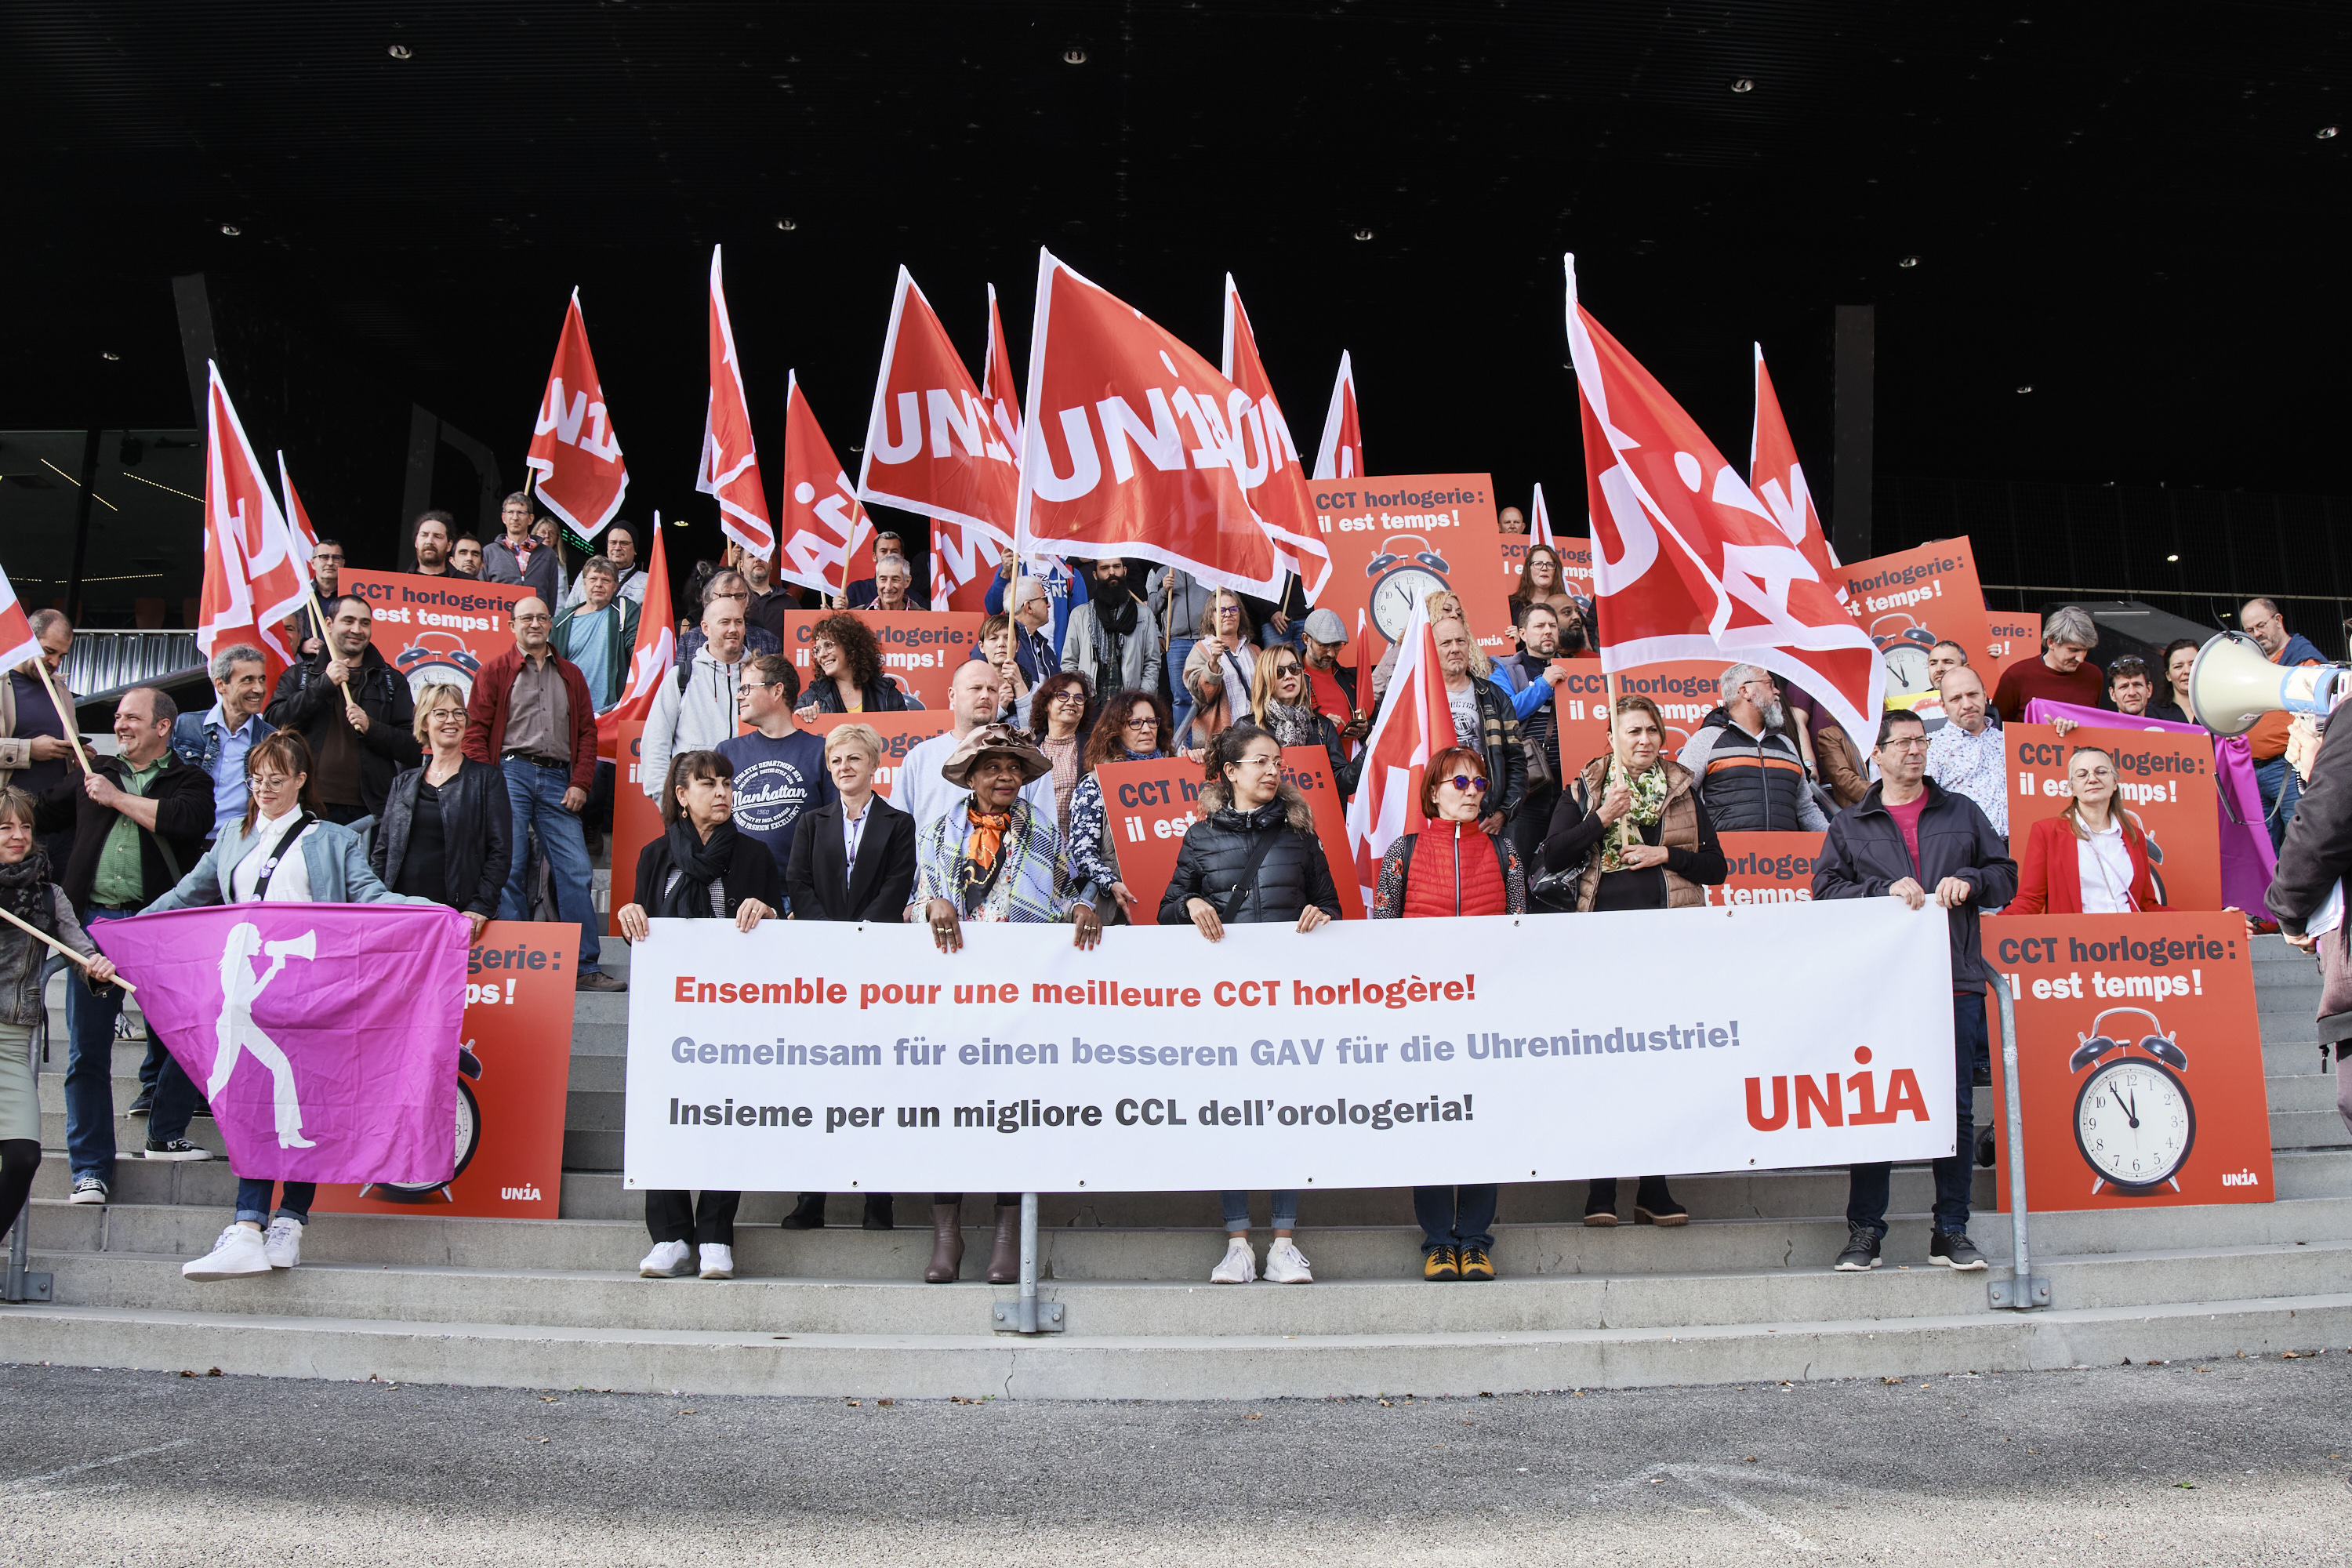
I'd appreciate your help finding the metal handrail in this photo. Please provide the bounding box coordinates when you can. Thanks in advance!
[4,977,56,1304]
[1987,972,2050,1310]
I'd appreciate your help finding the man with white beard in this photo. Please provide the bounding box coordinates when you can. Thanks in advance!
[1676,664,1828,833]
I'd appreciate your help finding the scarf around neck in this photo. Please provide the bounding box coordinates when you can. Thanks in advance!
[0,849,56,935]
[1262,700,1320,750]
[1599,758,1671,874]
[656,817,738,919]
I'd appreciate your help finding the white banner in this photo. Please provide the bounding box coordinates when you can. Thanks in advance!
[622,902,1957,1193]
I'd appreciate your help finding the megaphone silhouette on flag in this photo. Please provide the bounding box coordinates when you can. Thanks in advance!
[2189,631,2352,736]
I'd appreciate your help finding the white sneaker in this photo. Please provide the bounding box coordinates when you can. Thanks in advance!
[698,1243,735,1280]
[638,1240,693,1278]
[262,1215,303,1269]
[183,1224,270,1282]
[1263,1238,1314,1284]
[1210,1235,1258,1284]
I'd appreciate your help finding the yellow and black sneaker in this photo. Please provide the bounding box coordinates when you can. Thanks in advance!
[1422,1245,1461,1282]
[1457,1246,1495,1282]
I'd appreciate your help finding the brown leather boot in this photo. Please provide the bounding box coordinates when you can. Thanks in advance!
[985,1203,1022,1284]
[924,1203,964,1283]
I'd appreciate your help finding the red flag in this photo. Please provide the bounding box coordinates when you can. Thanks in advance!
[1312,350,1363,481]
[0,563,39,673]
[525,289,629,541]
[982,283,1024,470]
[773,373,874,597]
[197,363,309,683]
[1221,274,1332,604]
[1748,344,1843,597]
[1565,256,1882,751]
[927,282,1023,609]
[596,512,676,759]
[276,452,320,561]
[1012,249,1284,597]
[697,246,775,559]
[1528,481,1556,550]
[857,267,1019,548]
[1341,593,1454,908]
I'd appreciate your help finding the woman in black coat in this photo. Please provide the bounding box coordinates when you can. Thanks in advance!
[779,722,919,1233]
[612,748,781,1283]
[369,683,512,939]
[795,612,919,715]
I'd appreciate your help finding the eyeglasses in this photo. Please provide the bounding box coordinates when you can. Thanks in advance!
[1123,717,1160,730]
[1050,691,1087,706]
[1880,735,1929,752]
[1235,753,1283,770]
[1446,775,1490,793]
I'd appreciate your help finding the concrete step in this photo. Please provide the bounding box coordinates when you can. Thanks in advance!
[6,1290,2347,1399]
[2267,1072,2345,1116]
[2259,1008,2320,1046]
[2272,1111,2352,1149]
[36,1112,227,1158]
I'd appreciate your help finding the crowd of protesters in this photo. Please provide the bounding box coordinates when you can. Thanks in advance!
[5,500,2339,1294]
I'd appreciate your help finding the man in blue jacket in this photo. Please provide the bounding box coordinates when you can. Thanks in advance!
[1811,708,2016,1275]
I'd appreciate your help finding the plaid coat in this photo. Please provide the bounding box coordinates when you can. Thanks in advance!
[910,794,1078,924]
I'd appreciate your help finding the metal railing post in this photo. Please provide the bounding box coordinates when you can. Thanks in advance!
[990,1192,1063,1333]
[5,1008,53,1304]
[1987,973,2050,1310]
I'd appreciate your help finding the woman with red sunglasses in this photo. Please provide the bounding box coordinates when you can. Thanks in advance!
[1371,746,1525,1282]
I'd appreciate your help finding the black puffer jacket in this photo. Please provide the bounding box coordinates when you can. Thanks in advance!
[1158,780,1342,927]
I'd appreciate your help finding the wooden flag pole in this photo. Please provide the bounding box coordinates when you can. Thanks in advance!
[300,581,357,711]
[27,657,90,778]
[0,904,133,994]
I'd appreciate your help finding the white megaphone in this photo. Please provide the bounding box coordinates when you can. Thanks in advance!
[2187,631,2352,737]
[262,931,318,964]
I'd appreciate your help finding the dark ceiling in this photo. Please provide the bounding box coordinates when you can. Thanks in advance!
[6,1,2349,572]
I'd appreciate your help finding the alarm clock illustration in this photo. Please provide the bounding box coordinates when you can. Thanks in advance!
[1869,612,1938,693]
[2068,1006,2194,1196]
[1365,534,1453,642]
[394,631,485,702]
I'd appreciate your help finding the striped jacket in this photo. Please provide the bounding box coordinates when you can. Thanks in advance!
[1675,706,1828,833]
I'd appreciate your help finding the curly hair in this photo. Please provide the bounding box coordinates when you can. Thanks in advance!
[810,611,883,692]
[1196,587,1255,641]
[1028,668,1096,738]
[1083,687,1173,773]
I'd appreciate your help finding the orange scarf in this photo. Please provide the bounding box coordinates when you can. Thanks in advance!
[962,807,1012,876]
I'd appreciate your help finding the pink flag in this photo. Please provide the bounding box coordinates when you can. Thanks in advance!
[773,372,875,597]
[1528,482,1556,550]
[1748,344,1843,597]
[1221,274,1332,604]
[90,903,469,1184]
[0,562,39,672]
[1341,593,1454,909]
[1312,350,1363,481]
[198,363,310,685]
[527,289,630,541]
[698,245,775,560]
[1566,256,1883,753]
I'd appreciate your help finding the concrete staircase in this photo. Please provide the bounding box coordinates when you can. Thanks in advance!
[7,936,2347,1399]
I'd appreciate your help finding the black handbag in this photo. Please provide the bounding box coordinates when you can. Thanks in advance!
[1526,778,1588,914]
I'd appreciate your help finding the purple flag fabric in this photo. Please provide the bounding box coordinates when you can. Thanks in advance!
[2021,699,2278,912]
[90,902,469,1183]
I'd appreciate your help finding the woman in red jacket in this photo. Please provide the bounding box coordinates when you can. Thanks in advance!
[1372,747,1525,1283]
[2009,744,2161,914]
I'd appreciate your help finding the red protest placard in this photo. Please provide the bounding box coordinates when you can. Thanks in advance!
[1701,832,1826,908]
[1305,473,1512,659]
[311,920,572,1219]
[1548,659,1731,765]
[1278,745,1367,923]
[1085,746,1363,924]
[2003,721,2223,910]
[1984,913,2272,1210]
[1985,608,2043,695]
[802,710,953,798]
[1837,539,1998,696]
[779,608,981,710]
[342,568,531,705]
[609,720,660,935]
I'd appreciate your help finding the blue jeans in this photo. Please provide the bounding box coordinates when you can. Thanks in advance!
[1414,1184,1497,1253]
[67,908,201,1180]
[1221,1190,1299,1231]
[235,1178,315,1227]
[2255,755,2302,851]
[1847,991,1984,1238]
[1167,636,1199,739]
[1259,618,1304,652]
[497,757,603,973]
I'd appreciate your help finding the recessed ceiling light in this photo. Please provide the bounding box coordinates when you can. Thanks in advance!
[1063,47,1087,64]
[218,223,241,236]
[1354,228,1375,241]
[2320,125,2339,139]
[775,218,797,230]
[100,351,119,361]
[387,43,412,60]
[1899,255,1921,268]
[2167,554,2180,562]
[2016,384,2034,394]
[1730,78,1755,93]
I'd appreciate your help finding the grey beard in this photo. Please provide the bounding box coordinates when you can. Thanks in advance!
[1762,701,1786,731]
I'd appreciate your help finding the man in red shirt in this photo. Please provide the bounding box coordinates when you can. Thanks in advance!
[1989,604,2105,720]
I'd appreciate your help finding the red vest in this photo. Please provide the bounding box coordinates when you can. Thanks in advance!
[1402,825,1508,918]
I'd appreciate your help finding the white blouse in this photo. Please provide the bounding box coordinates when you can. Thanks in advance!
[2074,820,2137,913]
[230,808,319,903]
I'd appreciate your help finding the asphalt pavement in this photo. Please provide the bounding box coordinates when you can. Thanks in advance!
[2,1352,2347,1564]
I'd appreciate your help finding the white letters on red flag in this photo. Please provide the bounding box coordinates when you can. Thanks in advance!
[696,246,775,560]
[858,267,1019,547]
[276,452,320,561]
[982,284,1023,474]
[1012,249,1285,598]
[1341,593,1454,909]
[1221,274,1331,604]
[1748,344,1843,599]
[773,373,875,597]
[197,363,309,677]
[596,514,676,760]
[1528,481,1556,550]
[525,289,628,542]
[0,564,39,673]
[1312,350,1363,481]
[931,285,1022,610]
[1565,257,1882,750]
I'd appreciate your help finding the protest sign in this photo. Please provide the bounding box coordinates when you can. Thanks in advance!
[1985,608,2043,692]
[314,920,575,1218]
[1984,913,2272,1210]
[1548,659,1730,759]
[2004,721,2223,910]
[621,898,1957,1193]
[802,711,953,797]
[1091,746,1363,924]
[342,568,531,703]
[609,719,661,935]
[1838,540,1998,697]
[1305,474,1512,658]
[1704,833,1826,908]
[779,608,979,710]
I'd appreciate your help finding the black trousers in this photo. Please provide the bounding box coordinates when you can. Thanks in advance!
[933,1193,1020,1207]
[646,1189,739,1246]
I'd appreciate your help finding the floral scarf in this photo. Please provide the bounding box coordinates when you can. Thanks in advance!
[1599,758,1671,873]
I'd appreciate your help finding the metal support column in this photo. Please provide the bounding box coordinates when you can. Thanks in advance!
[1986,974,2051,1310]
[5,1017,53,1304]
[990,1192,1063,1333]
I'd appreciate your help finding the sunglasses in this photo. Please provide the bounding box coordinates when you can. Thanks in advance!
[1446,775,1490,793]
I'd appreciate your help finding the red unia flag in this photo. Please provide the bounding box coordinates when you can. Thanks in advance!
[858,267,1019,545]
[1341,593,1453,907]
[1748,344,1842,599]
[931,286,1023,611]
[1221,275,1332,604]
[276,452,320,561]
[697,246,775,560]
[595,514,676,760]
[525,289,629,542]
[1312,350,1363,481]
[0,563,39,673]
[1013,249,1285,597]
[1528,481,1556,550]
[197,363,310,682]
[1565,256,1882,749]
[772,374,874,597]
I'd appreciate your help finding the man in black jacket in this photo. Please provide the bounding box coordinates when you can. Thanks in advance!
[1812,709,2017,1274]
[263,595,416,824]
[2267,715,2352,1138]
[1679,664,1828,833]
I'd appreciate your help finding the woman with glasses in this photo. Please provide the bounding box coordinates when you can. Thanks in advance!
[797,612,920,715]
[2151,639,2200,724]
[2007,745,2160,914]
[1246,646,1361,794]
[1544,694,1726,1229]
[1026,671,1097,845]
[1065,689,1175,922]
[1512,544,1588,650]
[369,683,513,942]
[1162,723,1341,1286]
[1179,589,1260,752]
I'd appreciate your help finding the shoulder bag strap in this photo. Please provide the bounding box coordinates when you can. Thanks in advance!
[249,811,318,902]
[1221,823,1287,922]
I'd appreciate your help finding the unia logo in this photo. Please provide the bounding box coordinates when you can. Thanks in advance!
[2220,1170,2260,1189]
[500,1184,543,1202]
[1745,1046,1932,1131]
